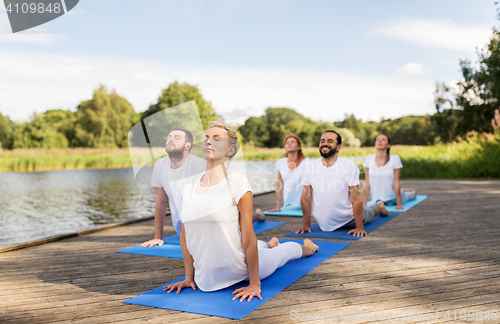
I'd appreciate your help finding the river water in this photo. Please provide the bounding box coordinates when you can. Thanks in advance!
[0,157,365,246]
[0,161,278,246]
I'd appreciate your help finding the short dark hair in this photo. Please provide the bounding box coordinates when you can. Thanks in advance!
[170,127,194,150]
[323,130,342,145]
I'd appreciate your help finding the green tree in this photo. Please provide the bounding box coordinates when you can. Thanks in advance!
[285,119,316,147]
[264,107,310,147]
[0,112,14,149]
[433,26,500,140]
[12,113,69,148]
[73,85,138,148]
[141,81,219,128]
[378,115,435,145]
[238,116,270,147]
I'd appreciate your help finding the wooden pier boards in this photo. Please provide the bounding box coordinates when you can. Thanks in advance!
[1,180,500,323]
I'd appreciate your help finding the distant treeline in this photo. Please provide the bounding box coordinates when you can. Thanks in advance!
[238,108,437,148]
[1,24,499,150]
[0,82,219,150]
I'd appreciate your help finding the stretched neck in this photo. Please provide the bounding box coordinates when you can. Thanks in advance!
[375,149,388,160]
[202,159,230,186]
[169,152,189,169]
[287,151,299,164]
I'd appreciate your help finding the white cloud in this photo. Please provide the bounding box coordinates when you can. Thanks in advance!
[0,49,436,123]
[221,107,260,125]
[393,62,433,77]
[372,18,492,53]
[0,12,63,44]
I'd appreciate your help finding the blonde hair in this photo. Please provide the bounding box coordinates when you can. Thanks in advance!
[206,121,239,159]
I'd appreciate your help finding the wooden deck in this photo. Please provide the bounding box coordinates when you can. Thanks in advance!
[1,179,500,323]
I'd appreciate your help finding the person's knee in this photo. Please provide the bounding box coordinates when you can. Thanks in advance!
[363,207,376,224]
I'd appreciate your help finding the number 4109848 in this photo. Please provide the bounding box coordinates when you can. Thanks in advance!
[5,2,62,14]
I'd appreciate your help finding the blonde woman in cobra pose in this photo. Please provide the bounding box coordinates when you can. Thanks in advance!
[164,122,319,301]
[363,134,417,210]
[267,134,309,213]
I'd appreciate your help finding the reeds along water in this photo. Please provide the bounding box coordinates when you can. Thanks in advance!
[0,148,133,172]
[1,135,499,177]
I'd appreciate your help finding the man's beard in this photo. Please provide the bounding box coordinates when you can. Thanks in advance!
[319,145,337,158]
[166,145,185,158]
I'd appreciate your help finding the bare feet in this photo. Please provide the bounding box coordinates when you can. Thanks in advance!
[266,237,280,248]
[253,208,266,222]
[301,239,319,257]
[377,201,389,216]
[412,190,417,195]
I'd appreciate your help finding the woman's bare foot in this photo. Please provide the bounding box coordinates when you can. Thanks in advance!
[377,201,389,216]
[412,190,417,195]
[253,208,266,222]
[267,237,280,248]
[301,239,319,257]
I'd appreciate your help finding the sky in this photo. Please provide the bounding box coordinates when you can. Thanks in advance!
[0,0,497,124]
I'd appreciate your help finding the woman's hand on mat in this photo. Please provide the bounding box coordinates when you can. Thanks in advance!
[347,227,367,237]
[164,279,196,293]
[232,284,262,302]
[395,204,404,210]
[293,225,311,234]
[267,208,280,212]
[141,238,164,247]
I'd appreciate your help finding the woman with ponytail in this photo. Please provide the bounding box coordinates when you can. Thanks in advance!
[267,134,309,212]
[362,134,416,210]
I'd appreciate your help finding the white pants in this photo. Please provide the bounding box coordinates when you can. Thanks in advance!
[257,240,303,280]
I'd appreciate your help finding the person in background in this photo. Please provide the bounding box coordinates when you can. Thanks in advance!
[362,134,416,210]
[267,134,309,213]
[293,130,389,237]
[142,127,206,247]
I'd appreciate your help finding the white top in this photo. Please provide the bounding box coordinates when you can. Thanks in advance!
[302,157,360,231]
[275,157,309,207]
[179,172,253,292]
[150,154,206,234]
[363,154,403,202]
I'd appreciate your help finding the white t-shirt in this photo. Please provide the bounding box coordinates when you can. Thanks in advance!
[150,154,206,234]
[302,157,360,231]
[179,172,253,292]
[275,157,309,207]
[363,154,403,202]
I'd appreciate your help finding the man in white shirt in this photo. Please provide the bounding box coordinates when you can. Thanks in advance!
[142,127,206,247]
[293,130,388,237]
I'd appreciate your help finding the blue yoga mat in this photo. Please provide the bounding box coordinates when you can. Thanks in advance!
[366,195,427,212]
[124,239,350,320]
[285,213,398,240]
[263,205,305,217]
[116,221,285,258]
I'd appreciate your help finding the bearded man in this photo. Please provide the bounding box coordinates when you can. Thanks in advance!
[293,130,388,237]
[142,127,206,246]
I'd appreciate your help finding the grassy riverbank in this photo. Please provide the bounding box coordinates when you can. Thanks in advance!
[0,148,132,172]
[1,136,499,178]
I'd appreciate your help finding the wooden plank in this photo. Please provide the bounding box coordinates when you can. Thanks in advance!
[0,180,499,324]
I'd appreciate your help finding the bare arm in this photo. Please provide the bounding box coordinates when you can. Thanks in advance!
[141,187,168,247]
[363,168,370,207]
[393,168,403,209]
[347,185,367,237]
[164,224,197,293]
[293,185,313,233]
[268,172,283,212]
[233,192,262,301]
